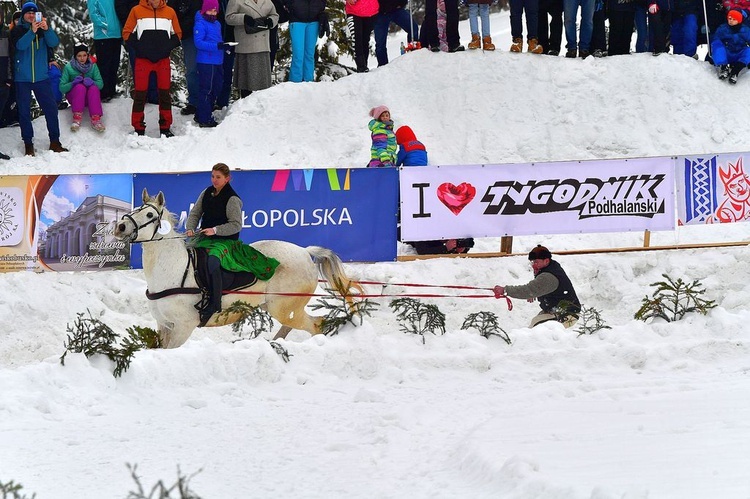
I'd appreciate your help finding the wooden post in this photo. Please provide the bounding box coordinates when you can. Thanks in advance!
[500,236,513,254]
[643,230,651,248]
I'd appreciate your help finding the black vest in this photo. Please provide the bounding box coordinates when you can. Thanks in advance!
[537,260,581,315]
[200,183,240,240]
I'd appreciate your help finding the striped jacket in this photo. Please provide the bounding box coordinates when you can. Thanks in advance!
[368,119,397,168]
[122,0,182,62]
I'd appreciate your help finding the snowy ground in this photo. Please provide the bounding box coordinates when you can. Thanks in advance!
[2,11,750,499]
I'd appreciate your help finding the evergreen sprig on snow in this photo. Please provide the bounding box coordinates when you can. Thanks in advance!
[217,301,275,340]
[461,311,511,344]
[634,274,717,322]
[389,297,446,343]
[309,287,378,335]
[574,306,611,336]
[60,311,160,378]
[0,479,36,499]
[126,464,202,499]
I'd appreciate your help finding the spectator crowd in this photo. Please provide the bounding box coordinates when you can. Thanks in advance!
[0,0,744,161]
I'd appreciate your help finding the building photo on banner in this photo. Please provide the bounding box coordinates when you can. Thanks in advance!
[4,28,750,496]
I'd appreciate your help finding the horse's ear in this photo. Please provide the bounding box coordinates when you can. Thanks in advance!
[155,191,165,207]
[142,187,150,204]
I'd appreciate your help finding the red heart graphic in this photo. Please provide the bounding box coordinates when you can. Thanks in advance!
[437,182,476,215]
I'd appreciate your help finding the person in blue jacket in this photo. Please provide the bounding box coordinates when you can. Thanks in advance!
[395,125,427,166]
[10,2,67,156]
[194,0,230,126]
[712,8,750,83]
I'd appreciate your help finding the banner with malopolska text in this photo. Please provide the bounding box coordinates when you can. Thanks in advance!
[399,158,675,241]
[0,174,132,273]
[677,152,750,224]
[133,167,398,264]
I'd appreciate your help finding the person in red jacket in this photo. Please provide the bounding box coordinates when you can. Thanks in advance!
[122,0,182,137]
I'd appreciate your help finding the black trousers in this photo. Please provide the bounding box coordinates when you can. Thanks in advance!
[608,11,635,55]
[352,14,376,72]
[538,0,563,53]
[93,37,122,100]
[207,255,223,313]
[420,0,461,49]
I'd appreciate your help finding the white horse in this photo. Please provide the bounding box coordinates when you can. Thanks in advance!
[114,189,362,348]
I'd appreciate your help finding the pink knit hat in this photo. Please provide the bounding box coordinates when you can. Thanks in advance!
[369,105,390,120]
[202,0,218,13]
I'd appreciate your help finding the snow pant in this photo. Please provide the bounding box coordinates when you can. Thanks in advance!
[649,9,672,53]
[671,13,697,56]
[591,0,606,51]
[375,8,419,65]
[66,83,104,117]
[468,4,491,37]
[510,0,540,40]
[93,37,122,100]
[530,311,578,328]
[126,44,159,104]
[563,0,594,50]
[196,62,223,124]
[132,57,172,132]
[538,0,564,53]
[352,14,376,72]
[181,37,199,107]
[635,6,649,52]
[608,10,635,55]
[47,64,63,104]
[16,80,60,146]
[289,21,319,82]
[420,0,461,49]
[217,46,235,108]
[711,44,750,65]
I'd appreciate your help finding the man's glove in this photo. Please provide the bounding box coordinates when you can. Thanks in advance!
[648,3,659,13]
[72,75,84,85]
[83,77,94,87]
[493,285,505,298]
[318,12,329,38]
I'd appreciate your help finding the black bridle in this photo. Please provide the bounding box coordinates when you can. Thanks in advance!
[121,202,164,243]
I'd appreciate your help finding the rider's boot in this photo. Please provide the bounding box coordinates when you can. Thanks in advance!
[200,257,223,326]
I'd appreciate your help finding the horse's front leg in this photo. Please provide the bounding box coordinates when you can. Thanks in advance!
[157,320,197,348]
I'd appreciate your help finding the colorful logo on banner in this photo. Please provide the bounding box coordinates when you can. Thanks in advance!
[0,187,23,246]
[271,169,351,192]
[681,155,750,224]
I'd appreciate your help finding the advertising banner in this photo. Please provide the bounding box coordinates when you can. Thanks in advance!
[400,158,675,240]
[132,167,398,265]
[0,174,132,273]
[677,153,750,224]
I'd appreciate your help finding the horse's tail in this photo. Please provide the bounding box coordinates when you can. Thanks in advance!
[306,246,364,301]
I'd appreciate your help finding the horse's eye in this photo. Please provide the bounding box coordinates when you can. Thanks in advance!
[146,212,153,218]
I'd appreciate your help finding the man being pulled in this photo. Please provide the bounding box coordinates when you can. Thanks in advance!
[493,245,581,328]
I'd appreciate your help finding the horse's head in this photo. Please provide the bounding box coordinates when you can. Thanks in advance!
[115,188,167,243]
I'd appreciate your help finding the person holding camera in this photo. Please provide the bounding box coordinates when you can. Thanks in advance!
[10,2,68,156]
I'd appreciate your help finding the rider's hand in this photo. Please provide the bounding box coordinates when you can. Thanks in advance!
[201,227,216,236]
[493,285,505,298]
[186,229,195,237]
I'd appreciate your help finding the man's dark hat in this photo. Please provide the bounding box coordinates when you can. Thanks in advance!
[528,245,552,260]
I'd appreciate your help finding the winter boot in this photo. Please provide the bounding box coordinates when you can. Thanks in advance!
[728,62,744,84]
[91,115,105,132]
[482,36,495,51]
[468,33,481,50]
[71,112,83,132]
[528,38,544,54]
[49,141,68,153]
[24,143,34,156]
[718,64,731,80]
[510,37,523,52]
